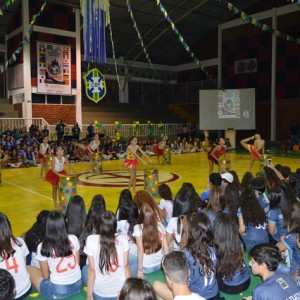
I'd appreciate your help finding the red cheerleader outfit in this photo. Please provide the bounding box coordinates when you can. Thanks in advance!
[207,145,226,164]
[85,140,99,157]
[248,144,261,159]
[153,144,164,156]
[45,156,67,185]
[124,150,138,168]
[38,143,49,164]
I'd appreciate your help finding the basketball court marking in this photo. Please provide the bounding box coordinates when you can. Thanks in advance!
[3,180,52,201]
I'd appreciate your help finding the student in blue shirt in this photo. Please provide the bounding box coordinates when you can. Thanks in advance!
[267,187,290,243]
[250,177,270,214]
[200,173,222,202]
[213,213,250,294]
[249,243,300,300]
[238,188,269,251]
[184,213,220,300]
[276,202,300,275]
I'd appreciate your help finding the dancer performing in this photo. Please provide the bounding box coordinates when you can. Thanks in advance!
[45,146,73,208]
[240,134,265,171]
[38,137,49,177]
[124,136,152,193]
[153,135,168,163]
[75,133,101,172]
[204,130,226,174]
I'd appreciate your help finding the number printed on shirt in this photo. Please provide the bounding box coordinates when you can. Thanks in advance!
[56,254,77,273]
[5,257,19,273]
[204,274,214,287]
[108,256,119,273]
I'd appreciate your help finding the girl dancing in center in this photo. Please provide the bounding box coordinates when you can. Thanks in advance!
[205,131,226,174]
[45,146,73,208]
[124,136,152,193]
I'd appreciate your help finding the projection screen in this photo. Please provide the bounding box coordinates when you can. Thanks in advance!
[199,88,255,130]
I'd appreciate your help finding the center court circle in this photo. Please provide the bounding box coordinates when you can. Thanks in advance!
[77,170,180,187]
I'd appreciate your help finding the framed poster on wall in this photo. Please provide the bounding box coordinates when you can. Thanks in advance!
[37,41,71,95]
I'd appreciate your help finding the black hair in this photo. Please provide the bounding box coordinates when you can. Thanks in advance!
[23,210,50,252]
[116,189,133,214]
[213,213,245,281]
[65,195,86,238]
[41,210,73,258]
[187,213,216,278]
[98,211,118,274]
[158,184,172,200]
[229,170,241,190]
[86,194,106,223]
[220,184,240,215]
[117,191,138,239]
[281,166,291,179]
[181,182,205,210]
[119,278,157,300]
[240,172,254,191]
[0,213,21,261]
[250,177,265,194]
[0,269,15,300]
[249,243,281,271]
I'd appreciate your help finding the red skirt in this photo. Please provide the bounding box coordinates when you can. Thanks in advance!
[248,145,260,159]
[124,159,138,168]
[153,144,164,156]
[45,170,67,185]
[38,153,46,164]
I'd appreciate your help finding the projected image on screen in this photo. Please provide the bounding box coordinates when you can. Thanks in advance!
[200,88,255,130]
[218,90,240,119]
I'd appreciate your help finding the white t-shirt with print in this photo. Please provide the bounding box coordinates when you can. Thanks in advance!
[84,234,129,297]
[0,238,31,299]
[132,222,166,268]
[166,217,182,250]
[117,220,137,256]
[159,199,173,223]
[36,234,81,285]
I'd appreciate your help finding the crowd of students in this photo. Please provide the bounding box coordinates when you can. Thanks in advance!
[0,124,234,169]
[1,162,300,299]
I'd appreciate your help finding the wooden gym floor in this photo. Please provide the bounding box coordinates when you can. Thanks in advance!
[1,151,300,236]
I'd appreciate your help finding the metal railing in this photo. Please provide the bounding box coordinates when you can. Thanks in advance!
[0,118,184,139]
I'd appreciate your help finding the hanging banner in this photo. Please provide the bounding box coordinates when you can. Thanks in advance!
[83,68,106,103]
[37,42,72,95]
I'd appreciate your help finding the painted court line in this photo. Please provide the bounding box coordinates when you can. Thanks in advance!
[3,180,52,201]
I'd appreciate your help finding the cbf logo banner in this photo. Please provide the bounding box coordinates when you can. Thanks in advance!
[84,68,107,103]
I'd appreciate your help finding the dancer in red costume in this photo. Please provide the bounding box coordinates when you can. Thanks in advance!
[153,135,168,163]
[124,136,152,193]
[240,134,265,171]
[45,146,73,208]
[204,130,227,174]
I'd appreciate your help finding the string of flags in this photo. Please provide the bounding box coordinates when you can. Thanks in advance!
[155,0,211,79]
[127,0,157,78]
[0,0,17,16]
[4,0,47,70]
[216,0,300,45]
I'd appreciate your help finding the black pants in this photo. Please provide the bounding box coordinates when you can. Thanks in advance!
[217,277,251,295]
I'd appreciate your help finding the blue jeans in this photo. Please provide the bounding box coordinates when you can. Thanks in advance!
[143,264,161,274]
[39,278,82,299]
[129,253,138,277]
[93,294,117,300]
[82,265,88,286]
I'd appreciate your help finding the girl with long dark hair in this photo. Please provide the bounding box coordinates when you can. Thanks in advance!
[267,187,290,243]
[213,213,250,294]
[133,204,169,278]
[220,184,240,216]
[84,211,130,300]
[27,210,82,299]
[158,184,173,223]
[86,194,106,224]
[0,213,32,300]
[184,213,220,300]
[116,191,139,277]
[166,187,194,251]
[238,188,269,251]
[23,210,50,267]
[116,189,133,219]
[204,186,223,225]
[65,195,86,239]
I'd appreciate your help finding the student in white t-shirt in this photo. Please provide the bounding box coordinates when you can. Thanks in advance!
[132,204,169,278]
[27,211,82,299]
[154,251,205,300]
[158,184,173,224]
[119,278,157,300]
[83,211,131,300]
[116,191,139,277]
[0,213,32,300]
